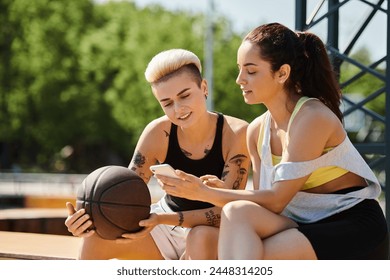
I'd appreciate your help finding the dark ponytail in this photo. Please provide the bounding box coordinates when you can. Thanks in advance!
[244,23,343,122]
[297,32,343,122]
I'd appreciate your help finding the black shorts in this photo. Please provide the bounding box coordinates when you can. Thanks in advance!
[297,199,389,260]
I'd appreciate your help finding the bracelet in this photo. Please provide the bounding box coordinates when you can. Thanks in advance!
[172,211,184,231]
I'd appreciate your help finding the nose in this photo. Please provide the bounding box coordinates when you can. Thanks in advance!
[236,70,245,86]
[174,100,182,113]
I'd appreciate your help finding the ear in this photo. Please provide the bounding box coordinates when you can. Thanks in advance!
[201,79,208,98]
[276,64,291,83]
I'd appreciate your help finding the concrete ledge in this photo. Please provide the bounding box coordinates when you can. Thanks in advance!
[0,231,81,260]
[0,208,70,235]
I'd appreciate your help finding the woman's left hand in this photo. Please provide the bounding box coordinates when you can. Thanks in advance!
[155,170,208,201]
[200,175,225,188]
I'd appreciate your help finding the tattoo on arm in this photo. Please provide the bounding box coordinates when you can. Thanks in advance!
[130,151,149,182]
[224,154,248,190]
[205,209,221,227]
[233,167,247,189]
[132,151,146,168]
[221,165,229,181]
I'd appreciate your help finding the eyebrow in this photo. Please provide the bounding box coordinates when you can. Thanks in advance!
[160,87,191,102]
[237,62,258,68]
[243,63,258,67]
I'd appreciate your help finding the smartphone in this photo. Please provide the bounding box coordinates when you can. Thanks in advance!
[150,164,180,179]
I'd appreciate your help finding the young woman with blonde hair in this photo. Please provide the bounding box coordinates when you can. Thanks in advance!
[65,49,250,260]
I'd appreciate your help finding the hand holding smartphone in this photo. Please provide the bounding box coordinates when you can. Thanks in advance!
[150,164,180,179]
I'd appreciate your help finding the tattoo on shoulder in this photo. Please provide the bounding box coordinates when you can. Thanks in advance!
[164,130,169,137]
[205,209,220,227]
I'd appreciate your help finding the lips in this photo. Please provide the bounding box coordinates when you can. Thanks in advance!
[241,87,251,93]
[178,112,192,120]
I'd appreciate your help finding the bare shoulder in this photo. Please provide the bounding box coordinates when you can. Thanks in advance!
[223,115,249,134]
[142,115,171,137]
[294,99,341,133]
[221,115,248,159]
[288,99,345,158]
[133,115,171,162]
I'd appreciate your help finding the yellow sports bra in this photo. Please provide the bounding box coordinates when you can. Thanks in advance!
[258,97,348,190]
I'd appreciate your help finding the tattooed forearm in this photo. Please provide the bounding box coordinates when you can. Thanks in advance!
[205,209,221,227]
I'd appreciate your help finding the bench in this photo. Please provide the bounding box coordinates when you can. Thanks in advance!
[0,231,81,260]
[0,208,71,235]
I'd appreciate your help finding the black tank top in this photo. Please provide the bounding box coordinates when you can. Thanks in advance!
[163,112,225,211]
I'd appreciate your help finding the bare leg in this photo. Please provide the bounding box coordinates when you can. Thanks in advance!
[263,228,317,259]
[79,233,164,260]
[218,200,302,259]
[183,226,219,260]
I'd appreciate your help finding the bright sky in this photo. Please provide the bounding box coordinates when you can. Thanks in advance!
[130,0,387,61]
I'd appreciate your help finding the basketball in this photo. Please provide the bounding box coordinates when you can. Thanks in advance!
[76,165,151,240]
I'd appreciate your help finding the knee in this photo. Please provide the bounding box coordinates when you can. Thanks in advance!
[187,226,216,248]
[79,235,109,259]
[185,226,218,260]
[222,200,258,221]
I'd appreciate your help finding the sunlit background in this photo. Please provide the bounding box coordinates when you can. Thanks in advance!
[0,1,387,251]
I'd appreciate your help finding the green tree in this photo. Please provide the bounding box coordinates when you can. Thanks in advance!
[0,0,263,173]
[1,0,100,171]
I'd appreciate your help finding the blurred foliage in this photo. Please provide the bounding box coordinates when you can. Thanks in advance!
[0,0,265,173]
[0,0,385,174]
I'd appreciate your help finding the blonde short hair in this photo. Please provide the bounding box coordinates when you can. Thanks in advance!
[144,49,202,83]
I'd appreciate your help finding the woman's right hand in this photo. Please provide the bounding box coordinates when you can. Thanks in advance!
[65,202,95,238]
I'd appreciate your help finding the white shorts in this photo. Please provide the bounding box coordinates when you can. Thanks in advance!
[149,196,189,260]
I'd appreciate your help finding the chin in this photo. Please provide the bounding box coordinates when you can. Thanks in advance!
[243,96,255,105]
[177,115,196,128]
[243,92,253,103]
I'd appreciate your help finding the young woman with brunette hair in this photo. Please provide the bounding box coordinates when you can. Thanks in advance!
[157,23,388,260]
